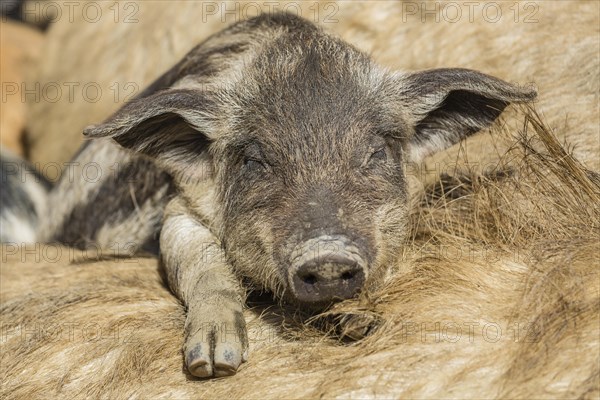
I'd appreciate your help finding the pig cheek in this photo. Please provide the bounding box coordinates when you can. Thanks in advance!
[225,212,287,295]
[222,179,291,295]
[366,201,410,289]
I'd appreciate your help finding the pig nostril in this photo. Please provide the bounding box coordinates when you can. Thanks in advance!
[302,274,318,285]
[341,271,355,281]
[290,236,369,304]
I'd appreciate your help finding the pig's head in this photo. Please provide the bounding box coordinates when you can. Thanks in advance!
[84,13,536,310]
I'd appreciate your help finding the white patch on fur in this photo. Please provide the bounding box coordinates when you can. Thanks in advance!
[408,134,454,162]
[1,210,37,243]
[21,174,49,232]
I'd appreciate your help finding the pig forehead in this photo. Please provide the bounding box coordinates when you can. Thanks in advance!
[219,34,400,147]
[237,67,385,138]
[253,57,374,95]
[224,83,395,152]
[243,33,380,100]
[233,93,386,149]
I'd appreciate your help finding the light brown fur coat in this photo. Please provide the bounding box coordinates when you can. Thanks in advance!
[2,1,598,398]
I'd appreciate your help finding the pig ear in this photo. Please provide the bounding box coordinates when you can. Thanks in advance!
[399,68,536,162]
[84,89,216,179]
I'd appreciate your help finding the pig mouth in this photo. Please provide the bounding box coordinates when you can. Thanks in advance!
[286,235,369,308]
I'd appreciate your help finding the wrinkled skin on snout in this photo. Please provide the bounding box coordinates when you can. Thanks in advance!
[83,13,536,378]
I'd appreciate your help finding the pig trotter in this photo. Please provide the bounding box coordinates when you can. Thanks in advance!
[161,198,248,378]
[184,303,248,378]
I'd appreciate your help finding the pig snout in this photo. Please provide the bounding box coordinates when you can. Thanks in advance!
[288,235,368,305]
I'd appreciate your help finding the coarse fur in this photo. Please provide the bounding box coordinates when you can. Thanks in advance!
[2,0,598,395]
[1,110,598,397]
[24,1,599,172]
[39,12,535,377]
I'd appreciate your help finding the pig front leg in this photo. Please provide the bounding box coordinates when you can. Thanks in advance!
[160,197,248,378]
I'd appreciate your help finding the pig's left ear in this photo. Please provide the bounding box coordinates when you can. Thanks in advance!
[84,88,216,180]
[397,68,536,162]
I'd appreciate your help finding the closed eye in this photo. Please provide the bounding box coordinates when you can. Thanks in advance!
[244,158,267,172]
[241,140,272,174]
[368,148,387,164]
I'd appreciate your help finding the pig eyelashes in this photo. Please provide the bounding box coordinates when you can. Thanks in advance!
[358,147,388,170]
[240,146,390,176]
[243,157,270,174]
[240,142,272,175]
[367,148,387,165]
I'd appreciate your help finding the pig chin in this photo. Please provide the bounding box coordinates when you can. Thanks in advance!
[282,234,370,310]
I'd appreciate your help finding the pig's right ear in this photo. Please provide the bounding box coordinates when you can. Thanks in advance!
[84,89,215,180]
